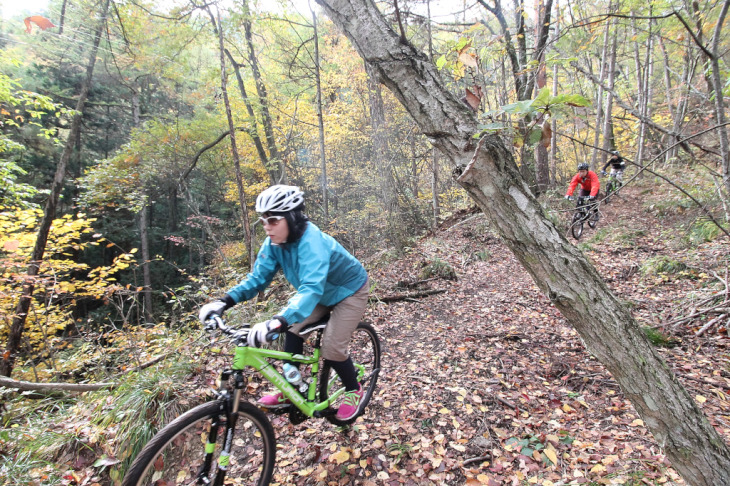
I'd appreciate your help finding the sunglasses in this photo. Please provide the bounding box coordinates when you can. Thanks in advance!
[258,215,285,226]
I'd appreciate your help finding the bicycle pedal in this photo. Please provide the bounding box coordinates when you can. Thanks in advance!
[313,408,337,418]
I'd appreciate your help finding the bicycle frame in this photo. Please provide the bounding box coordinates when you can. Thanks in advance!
[231,344,352,418]
[197,343,350,485]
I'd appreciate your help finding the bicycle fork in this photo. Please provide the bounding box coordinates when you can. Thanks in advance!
[198,370,245,486]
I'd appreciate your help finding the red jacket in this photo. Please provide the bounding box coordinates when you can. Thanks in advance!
[566,171,600,197]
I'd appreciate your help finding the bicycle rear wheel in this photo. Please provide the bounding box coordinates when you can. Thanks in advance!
[571,211,584,239]
[122,401,275,486]
[319,321,381,426]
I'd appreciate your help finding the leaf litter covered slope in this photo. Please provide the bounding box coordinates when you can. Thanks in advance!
[259,185,730,486]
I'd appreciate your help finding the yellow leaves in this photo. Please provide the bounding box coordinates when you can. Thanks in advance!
[329,448,350,465]
[543,446,558,465]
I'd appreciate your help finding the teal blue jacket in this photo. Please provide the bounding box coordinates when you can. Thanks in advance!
[226,223,368,325]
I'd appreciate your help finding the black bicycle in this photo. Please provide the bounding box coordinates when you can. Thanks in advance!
[569,196,599,239]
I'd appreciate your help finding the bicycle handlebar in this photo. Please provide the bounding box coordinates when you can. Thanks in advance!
[205,316,250,344]
[204,316,282,345]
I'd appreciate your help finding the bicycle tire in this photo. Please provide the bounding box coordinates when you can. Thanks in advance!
[588,206,599,229]
[121,400,275,486]
[571,211,584,239]
[604,180,615,203]
[318,321,381,426]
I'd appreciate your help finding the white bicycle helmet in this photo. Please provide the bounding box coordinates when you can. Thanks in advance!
[255,185,304,213]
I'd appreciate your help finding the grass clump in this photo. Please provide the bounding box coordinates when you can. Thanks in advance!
[642,326,679,348]
[420,257,457,280]
[640,256,688,276]
[686,218,726,245]
[1,333,201,485]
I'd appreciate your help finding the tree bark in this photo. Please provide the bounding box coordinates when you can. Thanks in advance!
[1,0,110,377]
[315,0,730,483]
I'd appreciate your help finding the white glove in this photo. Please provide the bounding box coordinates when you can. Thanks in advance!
[247,319,284,347]
[199,300,227,324]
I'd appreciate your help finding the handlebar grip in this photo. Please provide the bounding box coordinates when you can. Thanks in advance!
[266,321,284,342]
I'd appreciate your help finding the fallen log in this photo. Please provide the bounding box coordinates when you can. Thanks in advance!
[373,288,447,303]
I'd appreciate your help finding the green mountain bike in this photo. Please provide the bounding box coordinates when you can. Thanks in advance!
[603,172,621,203]
[121,315,381,486]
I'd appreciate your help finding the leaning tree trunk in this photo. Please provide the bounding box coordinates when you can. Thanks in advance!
[1,0,110,377]
[316,0,730,484]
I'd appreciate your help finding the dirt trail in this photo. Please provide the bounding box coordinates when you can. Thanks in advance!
[267,184,730,485]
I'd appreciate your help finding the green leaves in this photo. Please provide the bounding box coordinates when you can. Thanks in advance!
[476,88,591,146]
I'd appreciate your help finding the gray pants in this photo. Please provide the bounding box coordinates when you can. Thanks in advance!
[288,279,370,361]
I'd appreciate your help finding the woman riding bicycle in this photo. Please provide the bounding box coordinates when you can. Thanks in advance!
[198,185,370,422]
[565,162,600,201]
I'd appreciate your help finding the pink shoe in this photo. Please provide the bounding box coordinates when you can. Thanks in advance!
[335,385,364,421]
[257,392,290,408]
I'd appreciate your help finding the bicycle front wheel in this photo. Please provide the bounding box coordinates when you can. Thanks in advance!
[122,400,275,486]
[571,211,584,239]
[319,321,381,426]
[604,181,615,202]
[588,207,600,229]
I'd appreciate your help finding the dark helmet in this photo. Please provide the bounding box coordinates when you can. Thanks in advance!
[610,150,619,156]
[577,163,589,171]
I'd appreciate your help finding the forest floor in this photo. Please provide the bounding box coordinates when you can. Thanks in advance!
[261,182,730,486]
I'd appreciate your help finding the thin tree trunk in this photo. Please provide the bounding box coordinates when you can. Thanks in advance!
[365,62,400,240]
[591,19,610,167]
[58,0,67,35]
[131,90,153,321]
[658,36,678,163]
[549,0,559,184]
[210,7,255,268]
[1,0,110,377]
[600,19,618,164]
[224,48,274,182]
[241,0,284,183]
[316,1,730,483]
[427,0,440,224]
[534,0,550,192]
[709,0,730,195]
[137,204,152,321]
[312,7,328,224]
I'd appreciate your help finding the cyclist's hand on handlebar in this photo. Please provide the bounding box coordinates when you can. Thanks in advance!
[587,195,596,200]
[199,300,228,324]
[564,195,574,201]
[248,319,284,347]
[601,170,606,176]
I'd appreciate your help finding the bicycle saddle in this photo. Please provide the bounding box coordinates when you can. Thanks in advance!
[298,314,331,336]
